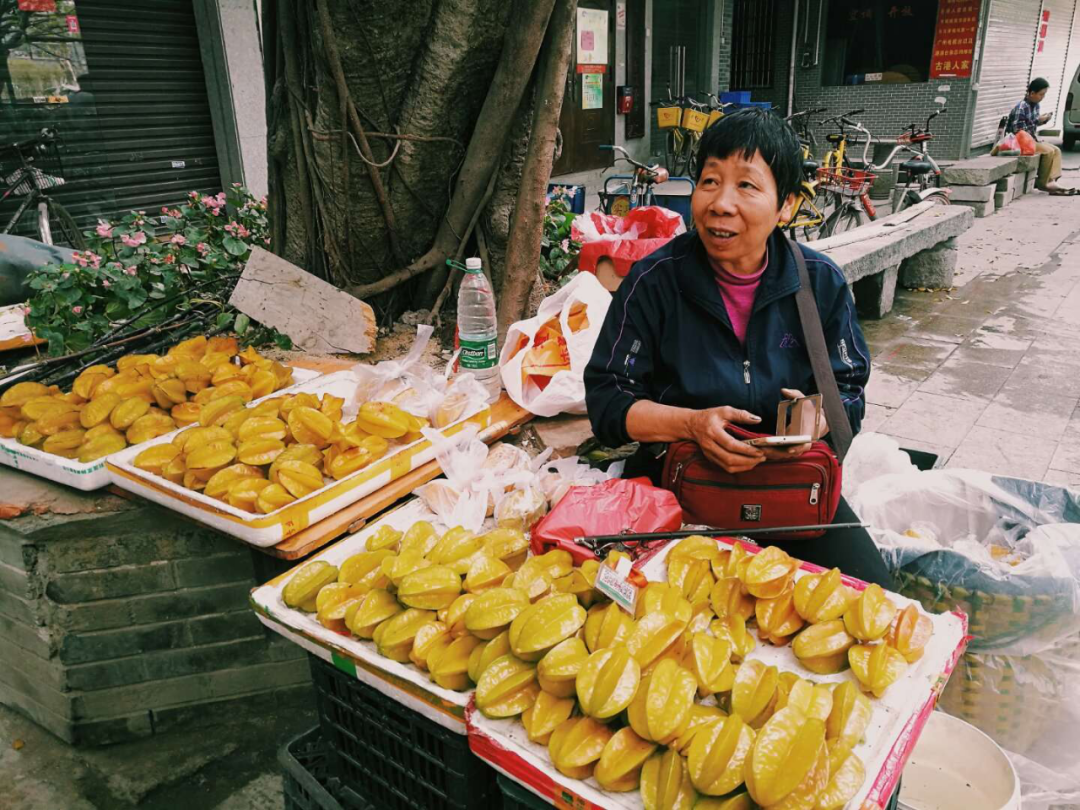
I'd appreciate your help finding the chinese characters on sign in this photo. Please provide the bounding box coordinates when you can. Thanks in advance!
[930,0,981,78]
[1036,9,1050,54]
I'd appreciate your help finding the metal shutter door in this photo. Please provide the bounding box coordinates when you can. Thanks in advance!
[57,0,221,228]
[1029,0,1078,125]
[971,0,1039,147]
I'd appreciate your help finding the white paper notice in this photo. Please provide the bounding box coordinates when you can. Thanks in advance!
[577,8,609,64]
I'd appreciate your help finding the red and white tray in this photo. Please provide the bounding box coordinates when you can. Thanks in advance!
[468,535,968,810]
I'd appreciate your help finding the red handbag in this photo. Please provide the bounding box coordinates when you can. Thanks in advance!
[660,239,852,540]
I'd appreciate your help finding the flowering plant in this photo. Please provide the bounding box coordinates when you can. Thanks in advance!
[24,185,287,355]
[539,191,581,286]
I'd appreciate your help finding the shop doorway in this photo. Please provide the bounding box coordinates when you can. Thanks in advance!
[649,0,710,160]
[552,0,616,176]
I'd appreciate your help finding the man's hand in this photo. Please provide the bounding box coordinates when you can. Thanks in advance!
[1039,113,1052,124]
[687,406,765,473]
[759,388,825,461]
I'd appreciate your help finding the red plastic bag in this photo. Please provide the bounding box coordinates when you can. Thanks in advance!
[530,477,683,564]
[994,133,1020,154]
[573,207,687,278]
[1016,130,1037,156]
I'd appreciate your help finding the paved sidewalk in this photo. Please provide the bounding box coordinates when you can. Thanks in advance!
[861,148,1080,486]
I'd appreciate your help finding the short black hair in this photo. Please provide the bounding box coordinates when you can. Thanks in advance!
[1029,77,1050,93]
[695,108,802,208]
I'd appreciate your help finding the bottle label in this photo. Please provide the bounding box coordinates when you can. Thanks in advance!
[459,337,497,370]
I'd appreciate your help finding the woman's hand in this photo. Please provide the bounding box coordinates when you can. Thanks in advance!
[687,406,766,473]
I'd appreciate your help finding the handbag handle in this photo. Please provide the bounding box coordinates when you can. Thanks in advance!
[788,239,854,463]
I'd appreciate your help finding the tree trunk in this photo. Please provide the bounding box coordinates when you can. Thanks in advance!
[497,0,577,340]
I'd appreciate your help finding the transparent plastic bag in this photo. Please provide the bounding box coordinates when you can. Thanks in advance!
[841,432,919,501]
[414,424,490,532]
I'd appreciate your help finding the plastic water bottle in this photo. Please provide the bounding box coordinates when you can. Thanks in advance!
[457,257,501,401]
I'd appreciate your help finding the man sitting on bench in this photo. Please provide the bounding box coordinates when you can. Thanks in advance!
[1006,77,1077,196]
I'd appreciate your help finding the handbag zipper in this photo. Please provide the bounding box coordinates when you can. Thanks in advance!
[810,483,820,505]
[683,477,823,505]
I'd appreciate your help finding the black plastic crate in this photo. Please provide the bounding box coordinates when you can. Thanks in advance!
[309,655,497,810]
[279,726,347,810]
[496,775,552,809]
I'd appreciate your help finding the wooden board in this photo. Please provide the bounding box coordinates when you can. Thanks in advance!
[229,247,377,355]
[266,393,533,559]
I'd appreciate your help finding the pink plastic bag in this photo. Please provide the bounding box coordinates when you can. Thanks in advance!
[573,207,687,278]
[530,477,683,564]
[995,133,1020,154]
[1016,130,1037,156]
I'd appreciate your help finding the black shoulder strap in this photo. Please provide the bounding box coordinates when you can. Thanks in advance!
[788,239,854,463]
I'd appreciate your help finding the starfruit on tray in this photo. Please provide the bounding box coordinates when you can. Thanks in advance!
[731,659,780,729]
[464,586,530,640]
[548,716,613,780]
[439,593,476,638]
[467,630,511,684]
[553,562,600,607]
[794,568,857,624]
[427,634,482,690]
[672,704,726,755]
[347,588,403,638]
[825,681,873,751]
[792,620,856,675]
[396,565,462,611]
[474,653,539,718]
[576,645,642,721]
[257,483,295,514]
[338,549,393,592]
[480,527,530,571]
[409,620,451,671]
[710,614,757,662]
[636,582,694,623]
[686,714,755,797]
[584,601,635,653]
[710,575,755,622]
[667,543,716,606]
[203,462,262,500]
[744,706,828,809]
[509,593,586,661]
[817,742,866,810]
[694,793,754,810]
[399,520,439,556]
[755,584,805,646]
[282,561,338,611]
[355,401,410,439]
[775,674,833,723]
[683,632,735,697]
[640,748,697,810]
[740,546,799,599]
[521,688,575,745]
[885,603,934,663]
[464,553,512,594]
[843,584,898,642]
[627,658,697,744]
[594,727,657,792]
[366,524,403,552]
[849,643,908,698]
[627,610,690,672]
[537,636,589,698]
[372,608,435,662]
[429,527,483,569]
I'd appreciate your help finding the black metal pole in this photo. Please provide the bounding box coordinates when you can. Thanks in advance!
[575,523,869,548]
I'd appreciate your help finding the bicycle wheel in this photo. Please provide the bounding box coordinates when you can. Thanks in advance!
[47,198,86,249]
[666,130,680,175]
[821,202,867,238]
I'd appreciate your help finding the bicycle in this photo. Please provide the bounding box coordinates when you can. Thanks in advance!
[652,90,731,178]
[814,107,949,238]
[0,128,85,249]
[596,145,695,226]
[780,107,828,241]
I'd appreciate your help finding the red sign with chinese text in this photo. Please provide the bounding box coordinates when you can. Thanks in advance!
[929,0,982,78]
[17,0,57,10]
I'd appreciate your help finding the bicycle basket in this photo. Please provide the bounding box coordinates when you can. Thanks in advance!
[657,107,682,129]
[681,108,709,133]
[707,110,724,128]
[816,166,876,197]
[1,138,66,197]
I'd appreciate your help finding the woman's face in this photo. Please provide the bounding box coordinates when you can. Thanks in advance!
[692,151,796,273]
[1028,86,1049,104]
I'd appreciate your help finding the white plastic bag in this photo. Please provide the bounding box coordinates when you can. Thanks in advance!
[349,325,434,407]
[414,425,490,532]
[499,271,611,417]
[840,432,919,502]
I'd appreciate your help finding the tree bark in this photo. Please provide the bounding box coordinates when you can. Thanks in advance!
[497,0,577,340]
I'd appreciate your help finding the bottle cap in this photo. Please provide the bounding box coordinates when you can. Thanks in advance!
[465,257,483,272]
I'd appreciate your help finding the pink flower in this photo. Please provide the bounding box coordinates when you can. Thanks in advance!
[196,242,209,254]
[22,306,31,316]
[161,206,170,214]
[189,191,199,200]
[215,192,226,203]
[62,271,70,279]
[121,231,147,248]
[164,254,176,264]
[201,195,221,208]
[124,266,138,276]
[72,306,82,314]
[95,221,113,238]
[170,234,186,245]
[73,253,88,267]
[263,237,271,245]
[101,279,110,288]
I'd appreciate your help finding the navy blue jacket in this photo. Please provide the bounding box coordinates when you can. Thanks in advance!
[584,228,870,448]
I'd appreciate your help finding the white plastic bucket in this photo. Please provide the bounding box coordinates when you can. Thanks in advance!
[899,711,1021,810]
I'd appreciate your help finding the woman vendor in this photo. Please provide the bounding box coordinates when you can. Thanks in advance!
[584,108,889,587]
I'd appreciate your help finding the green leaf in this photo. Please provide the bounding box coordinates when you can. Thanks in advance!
[215,312,234,330]
[56,287,82,305]
[234,313,250,335]
[272,331,293,350]
[222,236,248,256]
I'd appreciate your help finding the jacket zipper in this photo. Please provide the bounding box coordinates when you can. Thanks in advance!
[743,360,751,385]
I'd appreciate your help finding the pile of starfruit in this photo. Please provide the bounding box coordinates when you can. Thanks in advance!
[0,336,294,464]
[131,392,433,511]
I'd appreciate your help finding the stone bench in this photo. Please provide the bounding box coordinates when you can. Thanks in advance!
[941,155,1040,217]
[814,200,974,318]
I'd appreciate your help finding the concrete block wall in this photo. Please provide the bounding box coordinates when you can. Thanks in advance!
[0,471,310,746]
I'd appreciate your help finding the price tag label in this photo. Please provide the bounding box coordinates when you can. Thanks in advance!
[595,559,639,615]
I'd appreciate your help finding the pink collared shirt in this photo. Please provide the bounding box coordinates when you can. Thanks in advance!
[713,247,768,346]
